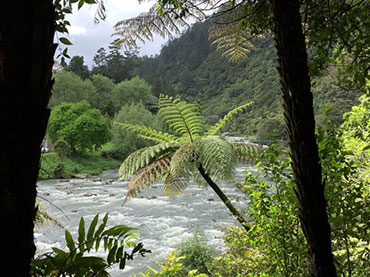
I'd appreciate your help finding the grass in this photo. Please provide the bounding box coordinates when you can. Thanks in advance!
[38,143,122,179]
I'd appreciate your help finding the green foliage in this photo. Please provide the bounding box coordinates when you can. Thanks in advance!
[318,113,370,275]
[90,74,116,116]
[137,251,208,277]
[232,143,307,276]
[175,230,215,274]
[49,71,97,108]
[31,213,150,276]
[111,76,156,115]
[47,101,112,153]
[53,139,71,162]
[112,103,163,159]
[38,146,121,180]
[65,56,90,80]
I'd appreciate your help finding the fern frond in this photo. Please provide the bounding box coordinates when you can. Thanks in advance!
[159,95,203,141]
[112,3,206,51]
[114,122,179,143]
[205,102,253,136]
[197,136,238,182]
[230,141,263,162]
[124,154,172,204]
[163,143,198,196]
[209,22,254,62]
[118,142,178,180]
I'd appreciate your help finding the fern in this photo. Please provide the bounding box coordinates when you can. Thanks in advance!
[159,94,203,141]
[31,213,150,276]
[124,154,172,203]
[113,2,206,51]
[230,141,263,162]
[197,136,238,182]
[206,102,253,136]
[209,23,254,62]
[118,142,178,180]
[163,143,198,196]
[115,122,180,143]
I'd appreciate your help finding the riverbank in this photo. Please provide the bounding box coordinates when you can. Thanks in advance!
[38,150,121,180]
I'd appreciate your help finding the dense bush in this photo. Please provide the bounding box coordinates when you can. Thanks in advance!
[112,102,162,158]
[47,101,112,153]
[176,230,215,274]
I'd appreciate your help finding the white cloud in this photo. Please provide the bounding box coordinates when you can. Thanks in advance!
[68,25,88,36]
[56,0,166,67]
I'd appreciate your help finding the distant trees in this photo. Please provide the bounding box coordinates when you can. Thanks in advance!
[50,71,97,107]
[65,56,90,80]
[47,101,111,153]
[112,103,161,158]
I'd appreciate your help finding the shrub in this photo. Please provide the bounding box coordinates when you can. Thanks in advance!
[176,230,215,274]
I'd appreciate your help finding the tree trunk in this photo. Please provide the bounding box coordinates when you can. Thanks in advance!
[198,165,250,232]
[270,0,336,275]
[0,1,56,275]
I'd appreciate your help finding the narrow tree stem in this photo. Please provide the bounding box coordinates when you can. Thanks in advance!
[197,165,250,232]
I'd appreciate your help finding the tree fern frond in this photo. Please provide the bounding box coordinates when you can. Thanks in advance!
[230,141,264,162]
[162,143,198,196]
[123,154,172,204]
[112,3,206,51]
[114,122,180,143]
[118,142,178,180]
[159,94,203,140]
[197,136,238,182]
[205,102,253,136]
[209,22,255,62]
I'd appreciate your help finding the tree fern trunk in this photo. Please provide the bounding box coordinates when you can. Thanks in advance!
[0,0,56,275]
[270,0,336,275]
[198,165,250,232]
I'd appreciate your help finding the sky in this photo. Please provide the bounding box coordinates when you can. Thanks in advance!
[59,0,167,68]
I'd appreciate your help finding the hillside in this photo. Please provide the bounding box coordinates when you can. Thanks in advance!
[137,21,360,140]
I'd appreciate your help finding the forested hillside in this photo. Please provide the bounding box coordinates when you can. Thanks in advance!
[136,21,360,140]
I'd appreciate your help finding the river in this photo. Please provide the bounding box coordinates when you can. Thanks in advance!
[35,165,255,276]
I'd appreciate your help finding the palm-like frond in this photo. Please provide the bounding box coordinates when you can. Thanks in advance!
[205,102,253,136]
[159,94,203,141]
[123,154,172,204]
[114,122,179,144]
[118,142,178,180]
[197,136,238,182]
[112,2,206,51]
[230,141,263,163]
[163,143,198,196]
[209,23,255,62]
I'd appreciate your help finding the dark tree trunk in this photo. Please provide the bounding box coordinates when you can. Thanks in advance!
[0,1,56,275]
[270,0,336,275]
[198,165,250,232]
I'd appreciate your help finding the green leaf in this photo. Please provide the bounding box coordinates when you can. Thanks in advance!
[59,37,73,45]
[78,0,85,10]
[86,214,99,251]
[107,245,118,264]
[78,217,85,252]
[65,229,75,252]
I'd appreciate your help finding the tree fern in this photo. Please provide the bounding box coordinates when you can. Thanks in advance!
[205,101,253,136]
[197,136,237,182]
[230,141,263,162]
[115,122,179,143]
[163,143,198,196]
[209,22,255,62]
[159,94,203,141]
[112,2,206,51]
[118,142,178,180]
[124,154,172,203]
[117,95,256,230]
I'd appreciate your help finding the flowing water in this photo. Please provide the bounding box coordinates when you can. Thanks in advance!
[35,165,255,276]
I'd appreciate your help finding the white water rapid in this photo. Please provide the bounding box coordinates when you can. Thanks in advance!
[35,165,255,276]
